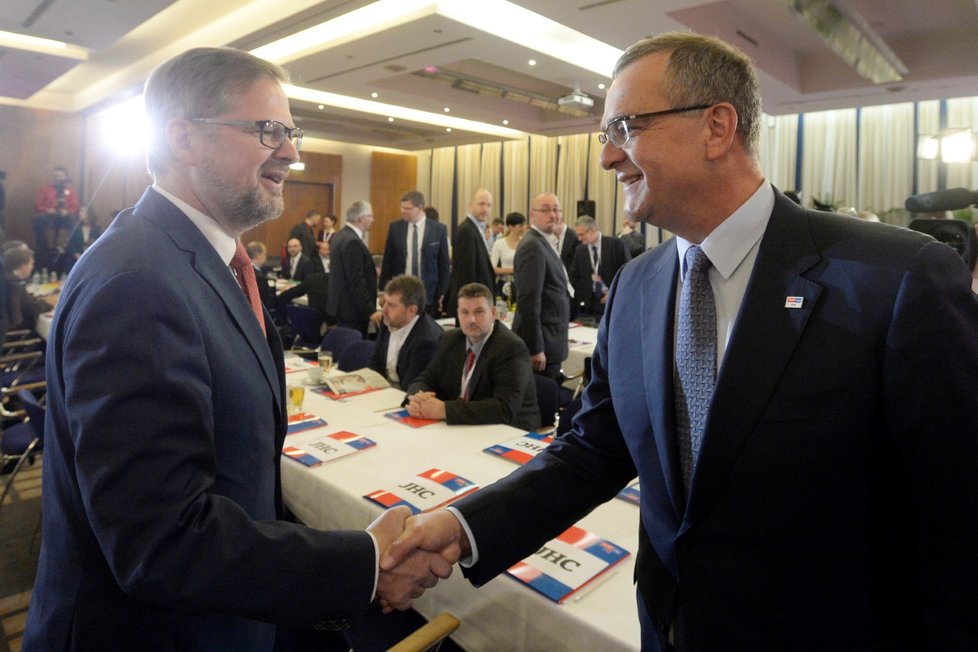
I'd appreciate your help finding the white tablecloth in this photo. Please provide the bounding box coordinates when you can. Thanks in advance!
[280,357,640,651]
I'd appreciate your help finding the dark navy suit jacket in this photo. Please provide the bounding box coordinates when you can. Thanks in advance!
[453,192,978,650]
[369,311,443,389]
[26,188,376,651]
[379,218,450,309]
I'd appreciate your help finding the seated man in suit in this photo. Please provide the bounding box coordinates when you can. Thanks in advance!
[277,271,330,322]
[569,215,631,318]
[405,282,539,432]
[3,244,57,331]
[369,275,443,389]
[280,237,318,280]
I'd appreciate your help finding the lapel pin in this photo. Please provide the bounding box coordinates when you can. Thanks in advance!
[784,296,804,309]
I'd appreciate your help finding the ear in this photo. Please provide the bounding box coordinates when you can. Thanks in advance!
[164,118,198,166]
[704,102,739,161]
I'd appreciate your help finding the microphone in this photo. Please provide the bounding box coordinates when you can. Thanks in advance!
[904,187,978,213]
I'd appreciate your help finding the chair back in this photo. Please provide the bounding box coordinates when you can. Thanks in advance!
[533,374,560,428]
[319,326,362,358]
[388,612,460,652]
[18,389,45,442]
[286,304,324,347]
[336,340,375,372]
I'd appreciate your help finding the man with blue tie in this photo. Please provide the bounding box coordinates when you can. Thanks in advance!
[383,31,978,650]
[26,47,450,651]
[379,190,450,317]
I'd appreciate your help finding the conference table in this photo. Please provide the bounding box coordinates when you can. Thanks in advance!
[279,353,640,651]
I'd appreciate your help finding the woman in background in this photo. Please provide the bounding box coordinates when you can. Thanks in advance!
[490,211,526,301]
[62,205,103,274]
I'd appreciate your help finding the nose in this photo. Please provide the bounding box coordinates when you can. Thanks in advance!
[273,136,300,165]
[599,138,625,171]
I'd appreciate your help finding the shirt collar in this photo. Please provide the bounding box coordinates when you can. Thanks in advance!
[152,183,236,265]
[389,313,420,335]
[530,225,559,249]
[466,320,495,353]
[676,181,773,282]
[347,223,364,239]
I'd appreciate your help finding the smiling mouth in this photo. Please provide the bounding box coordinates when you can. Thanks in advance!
[261,170,288,184]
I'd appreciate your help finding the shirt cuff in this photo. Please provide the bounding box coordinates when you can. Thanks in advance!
[445,506,479,567]
[366,530,380,601]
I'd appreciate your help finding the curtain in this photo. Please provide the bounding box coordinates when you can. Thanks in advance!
[479,142,502,211]
[588,133,623,235]
[455,144,483,220]
[759,113,798,193]
[945,97,978,191]
[556,133,589,224]
[801,108,857,208]
[429,147,455,225]
[858,103,914,215]
[502,138,530,216]
[528,136,558,199]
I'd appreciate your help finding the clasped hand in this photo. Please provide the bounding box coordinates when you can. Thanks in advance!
[406,391,447,420]
[367,506,461,612]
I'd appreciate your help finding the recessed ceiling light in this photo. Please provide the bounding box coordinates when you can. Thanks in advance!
[528,59,536,66]
[371,92,379,98]
[597,83,606,90]
[446,127,452,132]
[502,119,509,125]
[443,107,450,113]
[388,117,394,122]
[317,104,325,110]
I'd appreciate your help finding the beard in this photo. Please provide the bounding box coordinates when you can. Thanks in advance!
[196,165,286,234]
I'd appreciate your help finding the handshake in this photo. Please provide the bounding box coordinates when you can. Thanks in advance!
[366,506,471,612]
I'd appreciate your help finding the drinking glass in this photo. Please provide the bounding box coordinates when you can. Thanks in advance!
[287,385,305,414]
[318,351,334,374]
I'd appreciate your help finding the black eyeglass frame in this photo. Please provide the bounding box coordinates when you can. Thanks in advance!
[597,104,712,147]
[189,118,304,151]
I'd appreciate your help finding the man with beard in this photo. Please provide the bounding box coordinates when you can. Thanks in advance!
[25,47,451,652]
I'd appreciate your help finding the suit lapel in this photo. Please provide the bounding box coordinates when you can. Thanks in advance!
[134,190,283,414]
[640,243,686,521]
[683,198,823,529]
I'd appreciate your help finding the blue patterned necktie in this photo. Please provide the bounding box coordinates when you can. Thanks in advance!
[673,245,716,489]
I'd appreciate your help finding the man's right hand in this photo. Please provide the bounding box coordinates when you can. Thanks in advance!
[530,352,546,372]
[381,510,469,575]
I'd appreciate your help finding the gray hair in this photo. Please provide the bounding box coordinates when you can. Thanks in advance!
[346,200,373,224]
[143,47,289,177]
[575,215,597,230]
[614,32,760,157]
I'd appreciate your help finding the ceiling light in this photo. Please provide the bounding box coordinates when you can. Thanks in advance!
[502,119,509,125]
[371,92,379,98]
[446,128,452,132]
[528,59,536,66]
[285,85,527,140]
[0,29,89,60]
[443,107,450,113]
[775,0,907,83]
[250,0,620,79]
[317,104,325,110]
[598,83,606,90]
[388,117,394,122]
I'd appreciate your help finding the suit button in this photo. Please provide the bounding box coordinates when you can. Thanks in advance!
[341,618,352,630]
[313,620,328,631]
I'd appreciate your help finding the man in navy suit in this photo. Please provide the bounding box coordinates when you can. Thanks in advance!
[379,190,450,317]
[327,201,381,336]
[384,32,978,650]
[25,47,450,651]
[369,274,443,389]
[445,189,497,317]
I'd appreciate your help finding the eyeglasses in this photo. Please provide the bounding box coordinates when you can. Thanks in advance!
[531,206,562,214]
[190,118,304,151]
[597,104,712,148]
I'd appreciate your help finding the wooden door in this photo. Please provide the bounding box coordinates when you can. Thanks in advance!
[243,182,333,262]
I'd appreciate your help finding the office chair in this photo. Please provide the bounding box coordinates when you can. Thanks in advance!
[0,389,44,511]
[286,303,324,349]
[319,326,362,359]
[336,339,375,372]
[388,612,460,652]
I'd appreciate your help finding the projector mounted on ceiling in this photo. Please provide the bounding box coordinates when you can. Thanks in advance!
[557,90,594,111]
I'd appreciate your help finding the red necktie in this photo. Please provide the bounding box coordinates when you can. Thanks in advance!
[230,241,266,336]
[461,349,475,401]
